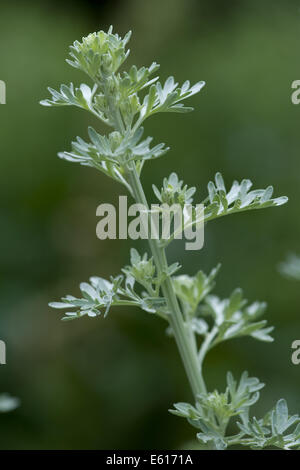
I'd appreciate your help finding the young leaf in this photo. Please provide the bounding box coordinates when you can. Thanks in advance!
[201,290,273,346]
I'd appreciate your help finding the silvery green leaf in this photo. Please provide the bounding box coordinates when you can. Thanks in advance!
[40,83,109,122]
[173,264,220,316]
[120,62,160,95]
[67,28,132,79]
[153,172,196,208]
[227,371,264,411]
[202,289,273,345]
[224,288,246,319]
[50,275,121,320]
[141,78,205,118]
[51,256,166,321]
[122,248,156,289]
[196,432,227,450]
[169,402,201,419]
[59,128,168,187]
[165,262,181,276]
[236,399,300,449]
[204,172,288,222]
[272,399,287,435]
[48,302,71,309]
[251,326,274,342]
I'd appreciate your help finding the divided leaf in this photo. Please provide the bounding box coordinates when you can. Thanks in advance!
[119,62,160,95]
[201,289,273,345]
[50,251,169,321]
[58,127,168,192]
[141,77,205,118]
[204,172,288,222]
[67,27,132,79]
[152,172,196,207]
[170,371,265,450]
[237,399,300,449]
[173,264,220,316]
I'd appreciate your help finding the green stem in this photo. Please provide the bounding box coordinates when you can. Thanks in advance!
[198,326,218,370]
[125,162,206,398]
[102,79,206,398]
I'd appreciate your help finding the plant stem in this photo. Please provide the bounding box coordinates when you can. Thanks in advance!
[198,326,218,370]
[125,162,206,397]
[103,78,206,398]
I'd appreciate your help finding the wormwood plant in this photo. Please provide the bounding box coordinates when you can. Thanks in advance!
[41,28,299,450]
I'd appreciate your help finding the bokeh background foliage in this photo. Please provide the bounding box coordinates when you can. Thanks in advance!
[0,0,300,449]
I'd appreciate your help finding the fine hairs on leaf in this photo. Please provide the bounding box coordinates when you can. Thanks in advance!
[41,27,295,450]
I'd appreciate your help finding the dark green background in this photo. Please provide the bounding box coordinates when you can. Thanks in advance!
[0,0,299,449]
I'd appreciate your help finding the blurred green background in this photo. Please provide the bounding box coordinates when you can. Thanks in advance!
[0,0,300,449]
